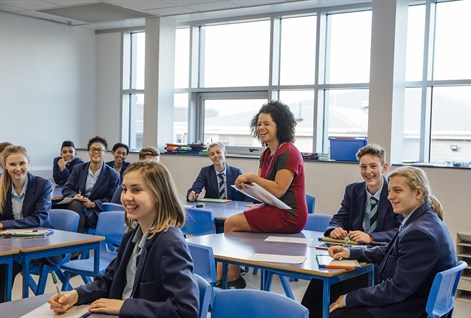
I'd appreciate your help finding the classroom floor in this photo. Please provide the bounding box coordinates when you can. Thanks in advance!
[10,271,471,317]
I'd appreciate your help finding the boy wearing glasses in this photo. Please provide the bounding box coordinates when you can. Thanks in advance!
[52,140,84,185]
[62,136,120,232]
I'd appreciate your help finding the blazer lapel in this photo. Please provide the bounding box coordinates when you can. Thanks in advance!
[90,164,106,197]
[376,179,389,230]
[352,184,366,230]
[22,174,36,218]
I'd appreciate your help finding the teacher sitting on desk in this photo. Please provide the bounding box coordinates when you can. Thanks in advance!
[62,136,120,233]
[303,166,457,318]
[218,100,308,289]
[0,145,55,302]
[186,142,248,202]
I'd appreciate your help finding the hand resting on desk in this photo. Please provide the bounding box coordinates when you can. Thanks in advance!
[49,290,124,316]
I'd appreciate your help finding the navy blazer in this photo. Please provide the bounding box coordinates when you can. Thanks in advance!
[0,173,53,229]
[76,226,199,318]
[106,160,130,180]
[52,157,84,186]
[347,204,457,318]
[62,162,120,211]
[186,164,250,201]
[325,180,402,242]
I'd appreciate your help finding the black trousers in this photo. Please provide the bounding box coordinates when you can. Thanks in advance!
[67,200,99,233]
[301,273,370,318]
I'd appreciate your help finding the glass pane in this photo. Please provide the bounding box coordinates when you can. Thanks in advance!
[326,10,371,84]
[204,99,266,146]
[174,93,189,144]
[403,88,422,163]
[405,5,425,81]
[128,93,144,149]
[279,90,314,152]
[280,15,317,85]
[434,1,471,80]
[202,20,270,87]
[430,86,471,164]
[133,32,145,90]
[326,89,369,138]
[175,28,190,89]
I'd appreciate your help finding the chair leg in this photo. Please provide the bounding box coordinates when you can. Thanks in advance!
[61,272,73,291]
[279,275,294,299]
[36,267,50,295]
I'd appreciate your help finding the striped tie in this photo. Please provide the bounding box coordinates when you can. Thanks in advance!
[368,197,378,233]
[218,173,226,199]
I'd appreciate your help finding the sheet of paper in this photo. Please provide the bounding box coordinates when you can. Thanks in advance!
[56,197,75,205]
[249,253,307,264]
[231,183,291,210]
[20,302,89,318]
[265,236,313,245]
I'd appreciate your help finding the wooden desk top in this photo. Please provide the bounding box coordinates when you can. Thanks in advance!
[0,245,19,257]
[0,229,104,253]
[187,230,367,278]
[185,200,251,220]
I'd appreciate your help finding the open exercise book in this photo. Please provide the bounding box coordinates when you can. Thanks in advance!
[231,183,291,210]
[20,302,90,318]
[316,255,361,270]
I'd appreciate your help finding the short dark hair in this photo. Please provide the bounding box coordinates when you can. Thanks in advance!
[87,136,108,151]
[61,140,76,150]
[112,142,129,154]
[249,100,296,145]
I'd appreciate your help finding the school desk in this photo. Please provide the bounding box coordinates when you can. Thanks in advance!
[0,229,104,298]
[186,230,374,318]
[0,246,19,302]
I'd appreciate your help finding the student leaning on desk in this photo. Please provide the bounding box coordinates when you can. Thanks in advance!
[218,101,308,289]
[302,166,457,318]
[48,161,199,318]
[0,145,58,303]
[186,141,250,202]
[52,140,84,186]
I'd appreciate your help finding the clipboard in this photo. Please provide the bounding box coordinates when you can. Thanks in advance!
[231,183,291,210]
[316,255,361,269]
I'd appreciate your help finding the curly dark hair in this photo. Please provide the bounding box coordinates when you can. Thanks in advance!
[249,100,296,145]
[87,136,108,151]
[112,142,129,154]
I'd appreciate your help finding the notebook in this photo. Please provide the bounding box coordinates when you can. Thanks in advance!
[316,255,361,269]
[0,228,53,237]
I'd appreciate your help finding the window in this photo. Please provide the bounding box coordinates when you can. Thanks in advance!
[122,32,145,149]
[404,0,471,164]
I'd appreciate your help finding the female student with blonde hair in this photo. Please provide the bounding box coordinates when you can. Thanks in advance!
[0,145,54,302]
[303,166,456,318]
[49,161,199,318]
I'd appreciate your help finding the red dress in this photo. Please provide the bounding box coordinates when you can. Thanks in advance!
[244,142,307,233]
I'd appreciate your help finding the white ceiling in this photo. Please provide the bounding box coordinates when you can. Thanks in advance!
[0,0,370,30]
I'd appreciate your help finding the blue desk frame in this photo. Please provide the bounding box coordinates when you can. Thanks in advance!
[0,247,18,302]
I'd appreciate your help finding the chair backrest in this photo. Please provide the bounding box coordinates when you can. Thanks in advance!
[95,211,127,248]
[211,289,309,318]
[305,194,316,214]
[195,274,212,318]
[187,242,217,285]
[102,202,125,212]
[49,209,79,232]
[182,208,216,236]
[426,260,468,318]
[304,213,332,232]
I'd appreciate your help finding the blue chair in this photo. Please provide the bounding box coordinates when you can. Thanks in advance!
[182,208,216,236]
[195,273,212,318]
[26,209,79,295]
[102,202,125,212]
[211,289,308,318]
[425,260,468,318]
[60,211,127,290]
[187,242,217,285]
[306,194,316,214]
[304,213,332,232]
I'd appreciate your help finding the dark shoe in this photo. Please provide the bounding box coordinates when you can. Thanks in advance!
[215,279,222,288]
[227,276,246,289]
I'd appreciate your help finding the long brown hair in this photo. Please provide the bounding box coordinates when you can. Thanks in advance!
[121,161,185,236]
[0,145,30,212]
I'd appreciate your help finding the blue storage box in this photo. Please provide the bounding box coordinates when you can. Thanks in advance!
[329,138,367,162]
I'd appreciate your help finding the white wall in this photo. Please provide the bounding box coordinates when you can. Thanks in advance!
[0,12,96,172]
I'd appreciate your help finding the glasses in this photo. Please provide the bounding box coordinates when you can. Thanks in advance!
[89,147,105,153]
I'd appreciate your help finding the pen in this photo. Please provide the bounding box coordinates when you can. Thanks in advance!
[51,271,61,297]
[338,236,352,260]
[79,311,93,318]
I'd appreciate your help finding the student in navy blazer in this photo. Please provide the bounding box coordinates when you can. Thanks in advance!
[52,140,84,186]
[0,145,55,302]
[62,136,120,232]
[187,142,249,202]
[324,144,402,244]
[306,166,457,318]
[106,142,130,180]
[49,161,199,318]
